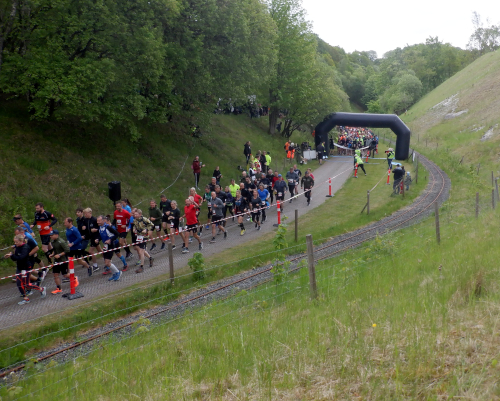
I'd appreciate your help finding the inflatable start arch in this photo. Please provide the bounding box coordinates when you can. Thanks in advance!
[313,112,411,160]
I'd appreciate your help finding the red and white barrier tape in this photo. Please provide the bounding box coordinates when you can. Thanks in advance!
[0,166,352,281]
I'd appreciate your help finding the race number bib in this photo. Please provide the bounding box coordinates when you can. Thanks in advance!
[137,235,144,242]
[103,244,108,251]
[37,225,41,229]
[170,222,174,228]
[288,179,294,184]
[278,192,282,196]
[117,219,121,224]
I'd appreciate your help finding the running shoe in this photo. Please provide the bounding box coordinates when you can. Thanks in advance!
[255,222,258,228]
[199,242,203,250]
[92,265,100,273]
[62,278,70,283]
[224,232,227,239]
[246,217,251,221]
[41,287,47,298]
[51,288,62,295]
[205,224,210,229]
[122,265,128,272]
[136,266,144,274]
[18,299,30,306]
[182,248,189,254]
[150,244,157,251]
[25,290,33,297]
[40,269,48,282]
[209,237,216,243]
[289,199,292,203]
[198,231,203,237]
[172,245,177,250]
[113,271,122,281]
[135,261,141,266]
[240,229,246,236]
[126,253,133,259]
[149,257,154,267]
[307,200,310,206]
[108,273,117,281]
[160,243,166,250]
[257,226,261,231]
[102,267,111,275]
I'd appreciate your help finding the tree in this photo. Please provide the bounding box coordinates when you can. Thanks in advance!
[467,11,500,57]
[0,0,18,74]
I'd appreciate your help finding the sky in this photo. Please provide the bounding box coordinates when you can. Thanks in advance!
[301,0,500,57]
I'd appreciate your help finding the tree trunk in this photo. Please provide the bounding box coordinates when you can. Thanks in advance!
[268,89,278,135]
[0,0,19,74]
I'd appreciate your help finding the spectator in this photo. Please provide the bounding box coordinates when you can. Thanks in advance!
[192,156,205,190]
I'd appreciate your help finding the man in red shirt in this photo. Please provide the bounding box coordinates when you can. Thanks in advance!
[113,202,132,253]
[181,198,203,254]
[191,156,205,190]
[189,187,203,236]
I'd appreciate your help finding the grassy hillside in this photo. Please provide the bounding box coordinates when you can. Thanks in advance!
[4,51,498,399]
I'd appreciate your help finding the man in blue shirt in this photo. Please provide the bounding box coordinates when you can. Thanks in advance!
[64,217,91,276]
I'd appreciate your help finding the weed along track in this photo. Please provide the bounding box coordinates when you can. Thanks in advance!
[0,151,449,380]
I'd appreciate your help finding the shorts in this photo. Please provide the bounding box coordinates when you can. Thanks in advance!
[80,239,89,251]
[40,234,51,246]
[276,192,285,200]
[53,261,69,275]
[89,237,100,248]
[211,215,223,225]
[29,255,42,266]
[119,231,128,239]
[170,222,180,230]
[137,242,147,249]
[68,250,83,259]
[103,250,114,260]
[162,216,170,223]
[318,153,323,160]
[186,224,198,232]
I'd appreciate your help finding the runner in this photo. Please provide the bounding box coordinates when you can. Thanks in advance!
[114,201,132,259]
[121,199,133,258]
[317,142,325,165]
[13,227,46,286]
[224,186,235,222]
[82,208,101,273]
[148,200,163,251]
[215,185,228,229]
[166,201,181,249]
[4,235,46,305]
[203,185,212,230]
[181,198,203,253]
[48,229,78,294]
[30,203,57,264]
[274,174,287,212]
[306,168,315,180]
[257,183,270,222]
[63,217,92,276]
[285,167,299,203]
[250,190,262,230]
[13,214,33,235]
[159,194,172,250]
[212,166,223,185]
[208,177,217,192]
[301,170,315,206]
[189,187,204,236]
[75,208,91,266]
[293,164,302,195]
[96,216,122,281]
[132,209,154,273]
[208,191,227,243]
[228,179,240,199]
[233,190,249,236]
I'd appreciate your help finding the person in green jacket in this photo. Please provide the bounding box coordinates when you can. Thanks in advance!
[354,150,366,177]
[148,200,163,251]
[386,148,395,169]
[264,151,271,173]
[48,229,75,294]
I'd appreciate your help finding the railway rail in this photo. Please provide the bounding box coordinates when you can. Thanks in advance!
[0,151,449,380]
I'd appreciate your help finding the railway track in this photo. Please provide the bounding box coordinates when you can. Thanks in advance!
[0,151,449,380]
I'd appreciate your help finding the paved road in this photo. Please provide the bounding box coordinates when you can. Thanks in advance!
[0,158,354,330]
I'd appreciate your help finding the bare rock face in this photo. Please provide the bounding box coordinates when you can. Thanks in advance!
[481,124,499,141]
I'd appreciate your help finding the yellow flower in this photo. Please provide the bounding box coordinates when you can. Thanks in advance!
[372,324,377,328]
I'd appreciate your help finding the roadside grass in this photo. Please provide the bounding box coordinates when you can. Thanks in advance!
[0,157,427,368]
[3,200,500,400]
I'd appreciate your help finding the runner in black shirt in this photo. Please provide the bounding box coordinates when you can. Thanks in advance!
[82,208,101,273]
[159,194,172,250]
[167,201,181,250]
[233,190,249,235]
[250,190,262,230]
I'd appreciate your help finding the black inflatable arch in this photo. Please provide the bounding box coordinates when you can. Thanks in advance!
[314,112,411,160]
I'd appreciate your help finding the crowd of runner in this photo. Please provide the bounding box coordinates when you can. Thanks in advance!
[4,146,316,306]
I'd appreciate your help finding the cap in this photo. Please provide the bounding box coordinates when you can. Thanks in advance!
[278,174,282,177]
[49,229,59,235]
[12,216,21,221]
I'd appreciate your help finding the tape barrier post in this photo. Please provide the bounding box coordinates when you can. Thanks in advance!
[63,257,84,300]
[386,169,391,185]
[365,152,369,163]
[326,177,333,197]
[273,200,281,227]
[354,164,358,178]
